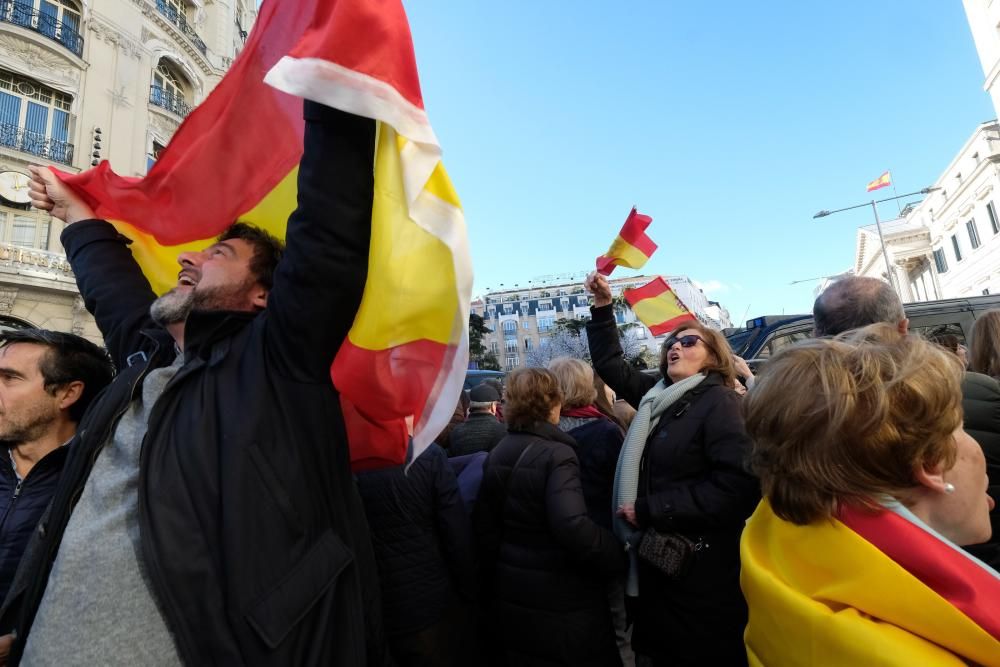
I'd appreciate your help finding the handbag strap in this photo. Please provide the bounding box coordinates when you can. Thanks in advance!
[500,442,535,522]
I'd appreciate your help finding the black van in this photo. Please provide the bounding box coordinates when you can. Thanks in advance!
[727,294,1000,363]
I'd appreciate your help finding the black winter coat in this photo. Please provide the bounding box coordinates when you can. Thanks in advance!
[474,422,624,667]
[0,103,387,665]
[962,371,1000,570]
[0,447,66,604]
[557,415,624,531]
[356,443,475,638]
[587,304,760,666]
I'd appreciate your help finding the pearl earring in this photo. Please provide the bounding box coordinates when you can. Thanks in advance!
[944,483,956,494]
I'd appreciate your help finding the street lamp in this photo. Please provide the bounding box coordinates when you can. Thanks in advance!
[813,187,939,298]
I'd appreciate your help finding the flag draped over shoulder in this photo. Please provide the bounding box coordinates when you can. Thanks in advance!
[54,0,471,469]
[623,277,695,335]
[741,500,1000,667]
[595,207,657,276]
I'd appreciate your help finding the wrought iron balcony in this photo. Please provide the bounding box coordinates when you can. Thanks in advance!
[149,85,192,118]
[154,0,207,55]
[0,2,83,57]
[0,122,74,166]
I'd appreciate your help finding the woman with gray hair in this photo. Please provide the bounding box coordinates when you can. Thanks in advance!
[548,356,632,665]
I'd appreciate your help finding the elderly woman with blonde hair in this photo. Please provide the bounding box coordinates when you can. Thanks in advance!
[741,324,1000,666]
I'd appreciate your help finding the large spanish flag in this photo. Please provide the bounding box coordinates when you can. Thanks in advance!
[55,0,471,469]
[595,207,657,276]
[623,277,696,335]
[866,170,892,192]
[741,500,1000,666]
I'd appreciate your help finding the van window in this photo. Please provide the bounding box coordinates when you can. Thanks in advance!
[756,329,811,360]
[911,322,966,347]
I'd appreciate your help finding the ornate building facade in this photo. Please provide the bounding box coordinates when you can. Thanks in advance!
[471,274,732,371]
[0,0,254,343]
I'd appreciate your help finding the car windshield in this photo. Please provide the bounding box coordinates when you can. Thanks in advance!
[725,329,753,357]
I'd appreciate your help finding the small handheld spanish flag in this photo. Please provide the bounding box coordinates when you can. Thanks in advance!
[623,277,696,335]
[596,207,657,276]
[866,171,892,192]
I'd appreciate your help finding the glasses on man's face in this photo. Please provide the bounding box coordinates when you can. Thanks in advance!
[665,334,705,350]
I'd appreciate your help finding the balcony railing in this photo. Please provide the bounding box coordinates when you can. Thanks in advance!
[149,85,192,118]
[154,0,207,55]
[0,2,83,57]
[0,122,74,166]
[0,244,74,281]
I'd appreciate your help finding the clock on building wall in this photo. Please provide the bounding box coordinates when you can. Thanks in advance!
[0,172,32,205]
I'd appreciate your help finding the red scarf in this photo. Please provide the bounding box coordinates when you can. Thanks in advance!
[561,405,606,420]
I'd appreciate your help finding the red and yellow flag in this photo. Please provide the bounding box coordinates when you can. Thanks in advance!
[55,0,471,469]
[595,207,657,276]
[741,500,1000,666]
[866,170,892,192]
[623,277,696,335]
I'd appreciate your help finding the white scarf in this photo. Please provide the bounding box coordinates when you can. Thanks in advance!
[612,372,706,595]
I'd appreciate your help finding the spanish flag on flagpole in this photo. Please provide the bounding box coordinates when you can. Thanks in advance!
[596,207,657,276]
[54,0,472,469]
[866,170,892,192]
[623,277,696,335]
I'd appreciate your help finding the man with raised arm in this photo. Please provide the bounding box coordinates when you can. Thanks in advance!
[0,102,387,666]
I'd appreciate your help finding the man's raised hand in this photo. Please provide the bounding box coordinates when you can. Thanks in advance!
[585,271,613,308]
[27,166,95,225]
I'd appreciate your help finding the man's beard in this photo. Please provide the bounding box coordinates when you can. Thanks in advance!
[150,281,256,326]
[0,404,58,445]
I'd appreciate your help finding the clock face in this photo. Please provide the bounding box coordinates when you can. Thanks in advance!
[0,171,32,205]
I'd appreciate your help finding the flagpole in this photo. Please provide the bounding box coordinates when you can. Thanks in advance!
[889,170,902,216]
[870,200,900,299]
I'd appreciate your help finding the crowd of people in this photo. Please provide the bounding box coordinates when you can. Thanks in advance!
[0,98,993,666]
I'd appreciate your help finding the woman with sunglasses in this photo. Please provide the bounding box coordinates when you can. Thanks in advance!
[584,272,760,667]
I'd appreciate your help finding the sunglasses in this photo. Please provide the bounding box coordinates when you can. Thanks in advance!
[666,334,705,349]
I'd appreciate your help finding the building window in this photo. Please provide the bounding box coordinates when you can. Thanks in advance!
[522,320,530,330]
[0,69,74,165]
[933,248,948,274]
[150,60,193,117]
[503,304,512,314]
[146,140,166,173]
[0,207,51,250]
[951,234,963,262]
[504,338,518,353]
[524,338,532,351]
[505,354,519,370]
[537,316,555,332]
[502,320,516,334]
[490,341,498,354]
[967,219,981,249]
[0,0,83,56]
[989,201,1000,235]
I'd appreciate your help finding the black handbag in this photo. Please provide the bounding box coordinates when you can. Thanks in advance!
[636,528,704,579]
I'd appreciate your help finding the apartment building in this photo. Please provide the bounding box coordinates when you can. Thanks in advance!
[0,0,252,342]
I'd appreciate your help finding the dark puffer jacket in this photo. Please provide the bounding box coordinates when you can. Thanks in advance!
[0,447,67,603]
[557,415,624,531]
[474,422,624,667]
[587,304,760,666]
[356,443,475,638]
[962,372,1000,570]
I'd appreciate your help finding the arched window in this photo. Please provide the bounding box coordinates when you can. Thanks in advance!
[150,60,193,117]
[0,69,74,165]
[4,0,83,55]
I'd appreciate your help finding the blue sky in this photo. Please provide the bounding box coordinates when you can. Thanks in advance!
[402,2,994,324]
